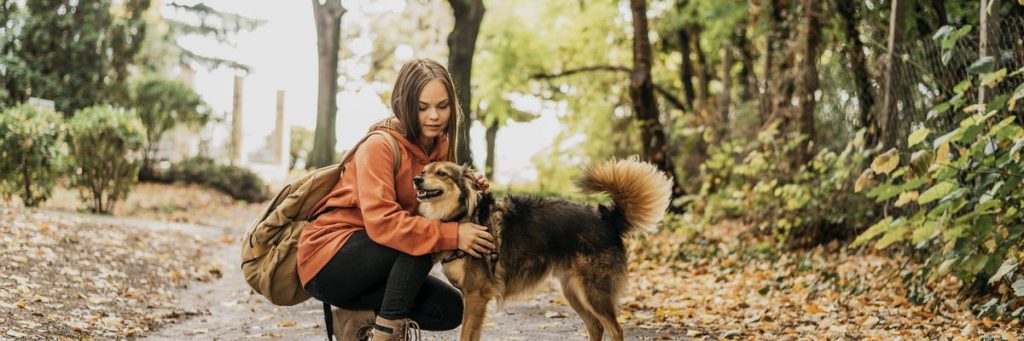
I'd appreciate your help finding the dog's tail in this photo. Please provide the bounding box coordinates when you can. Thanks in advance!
[576,156,673,235]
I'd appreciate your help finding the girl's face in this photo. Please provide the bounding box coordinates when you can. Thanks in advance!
[418,79,451,145]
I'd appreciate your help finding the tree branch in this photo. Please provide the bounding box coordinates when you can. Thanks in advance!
[530,65,688,111]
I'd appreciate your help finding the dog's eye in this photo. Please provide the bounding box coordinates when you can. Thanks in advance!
[437,171,448,177]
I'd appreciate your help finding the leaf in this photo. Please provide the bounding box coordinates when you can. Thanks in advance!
[894,191,919,207]
[908,127,931,147]
[871,149,900,175]
[990,258,1017,284]
[852,217,893,247]
[969,56,994,74]
[876,225,908,250]
[1009,84,1024,111]
[954,79,973,94]
[980,68,1008,88]
[911,221,941,245]
[919,181,956,204]
[1015,280,1024,297]
[854,168,874,193]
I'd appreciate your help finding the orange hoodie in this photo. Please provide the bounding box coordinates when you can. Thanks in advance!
[296,119,459,286]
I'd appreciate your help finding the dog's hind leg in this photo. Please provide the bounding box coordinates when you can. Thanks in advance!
[578,272,625,341]
[560,274,604,341]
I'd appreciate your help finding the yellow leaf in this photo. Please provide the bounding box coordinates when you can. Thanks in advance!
[15,300,27,309]
[871,149,900,175]
[804,304,825,314]
[855,169,874,193]
[279,321,296,328]
[895,191,919,207]
[964,103,985,113]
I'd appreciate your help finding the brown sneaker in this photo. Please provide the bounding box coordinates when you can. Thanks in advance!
[369,316,421,341]
[331,307,376,341]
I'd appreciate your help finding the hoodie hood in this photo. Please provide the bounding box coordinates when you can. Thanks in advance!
[368,117,451,164]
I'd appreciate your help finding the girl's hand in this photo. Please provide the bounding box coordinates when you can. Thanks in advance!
[457,222,496,258]
[475,175,490,193]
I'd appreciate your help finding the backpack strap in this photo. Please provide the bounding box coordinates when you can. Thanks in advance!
[323,130,402,341]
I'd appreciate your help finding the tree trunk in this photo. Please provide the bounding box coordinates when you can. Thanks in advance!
[735,24,757,102]
[796,0,821,165]
[309,0,345,168]
[978,0,997,106]
[21,158,33,207]
[447,0,485,165]
[760,1,786,125]
[677,28,695,110]
[834,0,876,145]
[690,25,711,105]
[879,0,908,149]
[629,0,683,199]
[484,120,497,180]
[719,40,733,142]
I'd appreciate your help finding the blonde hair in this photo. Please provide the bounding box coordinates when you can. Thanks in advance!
[390,59,461,163]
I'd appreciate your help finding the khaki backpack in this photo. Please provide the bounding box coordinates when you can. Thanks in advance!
[241,130,402,306]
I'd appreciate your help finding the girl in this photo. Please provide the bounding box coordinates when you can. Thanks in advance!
[297,59,495,340]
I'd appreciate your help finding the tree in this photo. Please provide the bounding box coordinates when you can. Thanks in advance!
[446,0,485,164]
[794,0,821,165]
[127,74,209,179]
[878,0,908,149]
[308,0,346,169]
[1,0,150,114]
[833,0,876,145]
[164,2,264,72]
[629,0,682,198]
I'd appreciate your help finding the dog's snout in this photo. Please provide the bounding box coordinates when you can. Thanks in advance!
[413,175,423,186]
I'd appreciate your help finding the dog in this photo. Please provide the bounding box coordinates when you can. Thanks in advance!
[413,157,673,341]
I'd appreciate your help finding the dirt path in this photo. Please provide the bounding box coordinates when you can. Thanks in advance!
[131,211,678,340]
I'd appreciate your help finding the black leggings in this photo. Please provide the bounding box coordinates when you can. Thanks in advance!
[304,230,463,331]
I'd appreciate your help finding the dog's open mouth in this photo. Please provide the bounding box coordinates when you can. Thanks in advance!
[416,188,444,201]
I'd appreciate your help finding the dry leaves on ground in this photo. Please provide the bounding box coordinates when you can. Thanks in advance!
[619,222,1022,340]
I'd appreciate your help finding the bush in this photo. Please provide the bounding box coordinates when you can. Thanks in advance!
[0,103,68,206]
[853,67,1024,313]
[68,106,147,214]
[161,157,268,202]
[686,123,877,246]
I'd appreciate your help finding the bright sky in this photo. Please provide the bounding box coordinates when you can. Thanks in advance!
[170,0,562,185]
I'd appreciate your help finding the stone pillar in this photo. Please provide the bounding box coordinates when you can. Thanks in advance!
[275,90,286,165]
[231,75,244,165]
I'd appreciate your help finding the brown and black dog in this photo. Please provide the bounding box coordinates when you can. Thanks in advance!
[413,157,673,341]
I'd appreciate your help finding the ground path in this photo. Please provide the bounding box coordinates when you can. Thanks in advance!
[130,205,678,340]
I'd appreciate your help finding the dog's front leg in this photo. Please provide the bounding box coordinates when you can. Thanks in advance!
[459,290,491,341]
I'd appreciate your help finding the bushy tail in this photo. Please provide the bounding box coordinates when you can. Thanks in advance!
[575,156,674,234]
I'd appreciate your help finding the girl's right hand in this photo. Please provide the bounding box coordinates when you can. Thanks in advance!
[457,222,496,258]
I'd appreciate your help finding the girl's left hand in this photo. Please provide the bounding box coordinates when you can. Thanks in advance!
[475,175,490,193]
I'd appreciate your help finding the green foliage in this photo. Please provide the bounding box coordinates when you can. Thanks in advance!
[853,66,1024,306]
[0,103,68,206]
[687,124,876,246]
[126,73,209,176]
[1,0,150,113]
[163,157,268,203]
[67,106,147,214]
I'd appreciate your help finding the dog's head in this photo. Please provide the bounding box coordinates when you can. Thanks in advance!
[413,162,481,222]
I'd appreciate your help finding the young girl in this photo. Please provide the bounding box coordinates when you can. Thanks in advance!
[297,59,495,340]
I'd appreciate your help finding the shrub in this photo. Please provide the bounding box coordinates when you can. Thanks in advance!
[67,106,147,214]
[686,123,877,246]
[162,157,268,202]
[0,103,68,206]
[853,66,1024,314]
[126,74,209,179]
